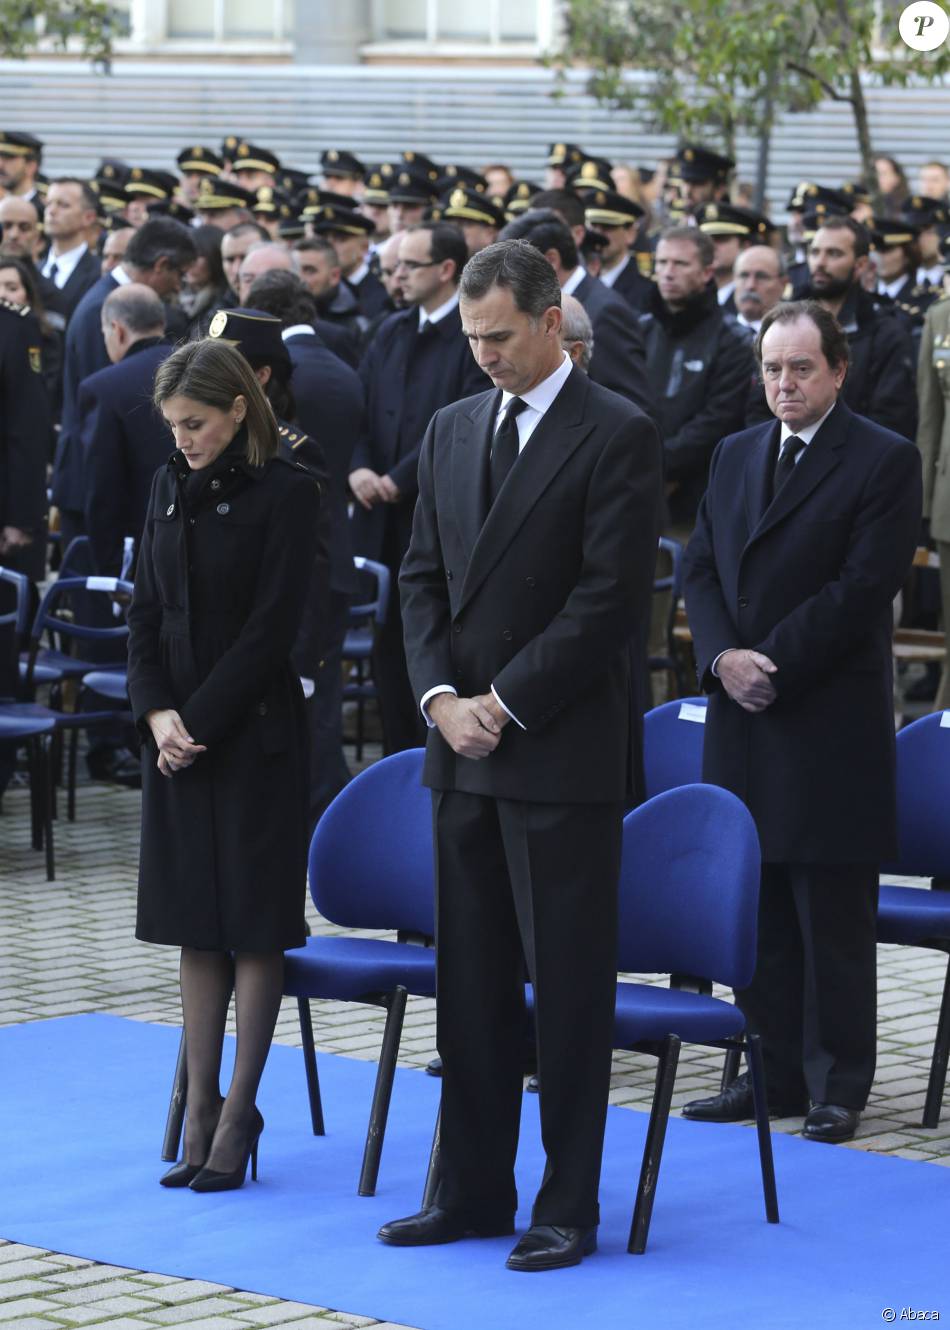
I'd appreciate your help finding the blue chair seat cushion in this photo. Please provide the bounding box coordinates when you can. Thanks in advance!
[81,671,129,702]
[19,660,62,685]
[612,981,746,1045]
[343,628,372,660]
[25,648,105,679]
[282,936,436,1003]
[877,885,950,947]
[0,705,57,739]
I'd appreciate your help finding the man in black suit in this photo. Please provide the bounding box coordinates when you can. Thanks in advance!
[79,284,171,576]
[500,209,654,418]
[39,179,101,324]
[583,188,653,311]
[378,240,662,1269]
[52,217,197,550]
[682,300,921,1143]
[238,241,360,368]
[245,268,365,823]
[350,221,490,754]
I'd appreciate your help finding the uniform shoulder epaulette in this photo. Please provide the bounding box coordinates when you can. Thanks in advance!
[278,423,308,448]
[0,296,30,317]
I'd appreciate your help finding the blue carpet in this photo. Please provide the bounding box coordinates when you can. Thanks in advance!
[0,1015,946,1329]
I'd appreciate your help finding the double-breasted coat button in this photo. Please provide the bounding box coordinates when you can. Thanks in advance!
[257,701,268,715]
[525,576,536,588]
[453,622,462,634]
[166,504,175,516]
[188,517,196,526]
[216,503,230,515]
[738,596,749,608]
[502,629,513,641]
[446,570,453,580]
[210,478,222,491]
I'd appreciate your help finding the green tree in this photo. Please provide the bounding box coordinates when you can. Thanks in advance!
[0,1,115,67]
[550,0,950,201]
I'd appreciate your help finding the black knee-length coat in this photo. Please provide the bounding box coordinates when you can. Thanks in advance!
[127,434,322,951]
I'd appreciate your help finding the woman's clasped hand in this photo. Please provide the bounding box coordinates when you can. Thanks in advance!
[145,708,207,777]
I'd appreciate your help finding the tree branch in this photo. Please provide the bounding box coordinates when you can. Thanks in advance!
[786,60,854,105]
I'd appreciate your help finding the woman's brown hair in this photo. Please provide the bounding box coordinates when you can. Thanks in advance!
[152,338,278,466]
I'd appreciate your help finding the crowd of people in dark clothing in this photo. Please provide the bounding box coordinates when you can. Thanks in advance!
[2,129,950,803]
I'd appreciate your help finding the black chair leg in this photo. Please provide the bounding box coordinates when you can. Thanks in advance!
[628,1034,680,1255]
[358,985,408,1197]
[746,1033,779,1223]
[923,956,950,1128]
[67,728,78,822]
[27,738,42,850]
[161,1029,188,1162]
[297,997,325,1136]
[720,1045,742,1091]
[421,1098,442,1210]
[40,738,55,881]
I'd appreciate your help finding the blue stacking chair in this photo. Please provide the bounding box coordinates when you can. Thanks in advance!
[613,784,775,1253]
[0,568,57,875]
[163,749,436,1198]
[342,556,390,761]
[649,536,686,696]
[21,576,134,822]
[642,695,707,798]
[878,712,950,1126]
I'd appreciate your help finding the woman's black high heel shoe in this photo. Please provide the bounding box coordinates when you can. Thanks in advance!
[189,1107,264,1192]
[160,1099,224,1188]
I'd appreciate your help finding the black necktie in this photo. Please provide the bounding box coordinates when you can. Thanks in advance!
[490,398,528,504]
[772,434,806,499]
[47,261,59,286]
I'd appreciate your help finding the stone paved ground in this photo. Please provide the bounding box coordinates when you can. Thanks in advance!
[2,754,950,1326]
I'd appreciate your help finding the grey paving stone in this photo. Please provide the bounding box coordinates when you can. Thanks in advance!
[231,1304,329,1325]
[148,1283,237,1304]
[0,1300,63,1321]
[0,1245,50,1264]
[145,1298,256,1323]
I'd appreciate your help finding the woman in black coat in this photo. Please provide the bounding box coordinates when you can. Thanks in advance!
[127,338,321,1191]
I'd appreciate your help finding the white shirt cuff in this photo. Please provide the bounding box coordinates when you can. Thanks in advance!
[711,650,736,678]
[491,685,525,730]
[420,684,457,728]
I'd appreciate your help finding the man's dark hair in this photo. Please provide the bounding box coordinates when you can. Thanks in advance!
[458,238,562,319]
[530,189,585,230]
[293,235,338,263]
[499,209,578,272]
[812,214,870,260]
[225,220,269,243]
[49,176,99,213]
[658,225,714,267]
[245,269,317,327]
[406,221,469,285]
[754,299,850,372]
[126,217,197,273]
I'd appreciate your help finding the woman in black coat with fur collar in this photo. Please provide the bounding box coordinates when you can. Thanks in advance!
[127,339,321,1191]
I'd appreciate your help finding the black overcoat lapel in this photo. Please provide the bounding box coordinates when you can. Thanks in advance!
[744,400,851,552]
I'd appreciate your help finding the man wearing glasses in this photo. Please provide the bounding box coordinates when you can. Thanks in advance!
[349,221,489,754]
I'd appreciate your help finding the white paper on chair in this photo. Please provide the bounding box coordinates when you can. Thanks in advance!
[678,703,707,724]
[940,711,950,729]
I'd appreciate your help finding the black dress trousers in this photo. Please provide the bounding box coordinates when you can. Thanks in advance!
[736,862,879,1110]
[431,788,622,1230]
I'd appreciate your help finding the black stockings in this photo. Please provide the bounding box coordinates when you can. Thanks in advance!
[179,947,284,1171]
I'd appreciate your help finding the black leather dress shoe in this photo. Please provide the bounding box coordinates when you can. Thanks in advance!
[682,1072,808,1122]
[802,1103,860,1143]
[377,1206,514,1246]
[506,1225,597,1272]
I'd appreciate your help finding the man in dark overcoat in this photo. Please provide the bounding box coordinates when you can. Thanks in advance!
[79,284,172,576]
[349,221,490,753]
[682,299,922,1143]
[378,240,662,1269]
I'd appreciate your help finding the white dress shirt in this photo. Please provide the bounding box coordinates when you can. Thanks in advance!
[42,241,87,288]
[348,260,370,287]
[918,263,944,288]
[717,280,736,307]
[878,276,909,300]
[561,266,587,298]
[420,351,575,731]
[598,254,631,289]
[711,401,836,678]
[282,324,316,340]
[418,292,459,330]
[111,264,132,287]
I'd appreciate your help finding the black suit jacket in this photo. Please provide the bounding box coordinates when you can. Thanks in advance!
[78,337,173,575]
[346,269,391,320]
[607,259,654,312]
[42,249,101,324]
[52,272,118,512]
[572,272,655,420]
[400,366,662,805]
[351,304,490,564]
[284,331,364,596]
[683,401,921,863]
